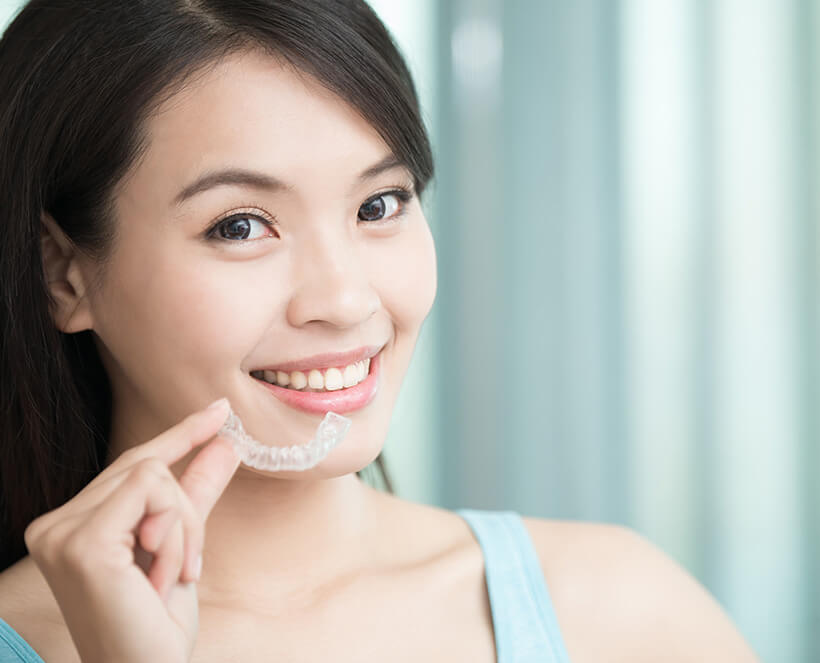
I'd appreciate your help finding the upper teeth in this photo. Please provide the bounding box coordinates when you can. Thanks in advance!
[252,358,371,392]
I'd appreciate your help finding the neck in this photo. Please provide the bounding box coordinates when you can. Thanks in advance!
[190,470,381,611]
[106,400,386,611]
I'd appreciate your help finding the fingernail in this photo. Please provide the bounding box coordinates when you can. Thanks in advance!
[207,397,229,412]
[195,553,203,581]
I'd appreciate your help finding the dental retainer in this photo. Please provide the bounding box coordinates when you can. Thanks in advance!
[218,407,352,471]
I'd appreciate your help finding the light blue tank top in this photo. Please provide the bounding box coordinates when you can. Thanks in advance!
[0,623,43,663]
[0,509,571,662]
[456,509,571,662]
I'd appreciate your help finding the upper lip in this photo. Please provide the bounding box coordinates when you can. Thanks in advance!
[253,344,384,374]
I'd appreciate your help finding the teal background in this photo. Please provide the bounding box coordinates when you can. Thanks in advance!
[3,1,817,660]
[368,1,818,661]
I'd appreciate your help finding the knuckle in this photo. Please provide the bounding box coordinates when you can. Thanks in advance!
[23,516,46,552]
[25,508,80,564]
[24,512,64,557]
[130,457,171,484]
[117,445,139,462]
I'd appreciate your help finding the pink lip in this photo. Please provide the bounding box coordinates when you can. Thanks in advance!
[256,344,383,373]
[253,350,382,414]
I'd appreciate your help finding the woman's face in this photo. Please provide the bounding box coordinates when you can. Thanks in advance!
[84,50,437,478]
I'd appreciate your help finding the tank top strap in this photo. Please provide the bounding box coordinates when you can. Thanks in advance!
[0,618,45,663]
[456,509,572,663]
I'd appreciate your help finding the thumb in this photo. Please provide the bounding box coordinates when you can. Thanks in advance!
[177,433,241,521]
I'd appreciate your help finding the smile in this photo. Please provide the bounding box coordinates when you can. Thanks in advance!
[250,357,371,392]
[251,350,382,415]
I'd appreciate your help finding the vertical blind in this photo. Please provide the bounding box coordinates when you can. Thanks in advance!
[394,1,818,661]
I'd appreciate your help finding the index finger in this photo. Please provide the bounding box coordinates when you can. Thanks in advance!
[136,398,232,467]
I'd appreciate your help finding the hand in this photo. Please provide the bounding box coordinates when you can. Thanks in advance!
[23,398,240,663]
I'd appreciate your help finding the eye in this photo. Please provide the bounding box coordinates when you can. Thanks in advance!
[358,188,413,224]
[206,211,277,242]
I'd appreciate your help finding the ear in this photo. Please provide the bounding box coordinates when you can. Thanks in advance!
[40,212,95,333]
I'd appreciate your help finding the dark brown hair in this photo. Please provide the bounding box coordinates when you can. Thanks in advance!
[0,0,433,572]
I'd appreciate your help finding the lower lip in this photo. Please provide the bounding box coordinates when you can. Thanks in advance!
[253,351,382,415]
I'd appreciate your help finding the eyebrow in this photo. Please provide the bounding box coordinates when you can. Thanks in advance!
[173,154,406,206]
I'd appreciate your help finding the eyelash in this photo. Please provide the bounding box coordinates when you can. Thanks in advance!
[204,185,415,243]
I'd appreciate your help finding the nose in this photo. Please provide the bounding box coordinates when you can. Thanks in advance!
[286,234,380,329]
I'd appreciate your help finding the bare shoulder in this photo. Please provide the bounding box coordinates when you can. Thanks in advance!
[520,517,761,663]
[0,556,80,663]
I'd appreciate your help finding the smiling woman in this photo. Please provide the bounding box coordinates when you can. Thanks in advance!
[0,0,434,560]
[0,1,760,662]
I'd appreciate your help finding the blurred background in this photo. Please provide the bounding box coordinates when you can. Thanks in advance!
[2,0,817,660]
[364,1,818,661]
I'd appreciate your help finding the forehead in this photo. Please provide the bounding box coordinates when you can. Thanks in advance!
[127,50,393,198]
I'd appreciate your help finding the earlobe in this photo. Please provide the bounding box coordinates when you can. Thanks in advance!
[40,212,95,333]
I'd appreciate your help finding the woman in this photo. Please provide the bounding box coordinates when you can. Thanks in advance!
[0,1,759,661]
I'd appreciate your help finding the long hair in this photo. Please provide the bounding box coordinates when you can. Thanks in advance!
[0,0,434,572]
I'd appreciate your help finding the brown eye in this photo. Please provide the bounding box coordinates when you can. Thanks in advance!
[207,213,276,242]
[220,217,252,240]
[358,190,411,223]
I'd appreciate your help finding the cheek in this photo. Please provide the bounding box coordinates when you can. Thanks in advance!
[94,242,287,381]
[368,219,437,329]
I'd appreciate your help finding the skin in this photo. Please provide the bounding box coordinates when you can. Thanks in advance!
[79,49,439,609]
[0,50,760,662]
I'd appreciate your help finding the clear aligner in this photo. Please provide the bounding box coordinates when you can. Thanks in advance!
[218,407,352,471]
